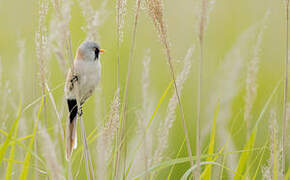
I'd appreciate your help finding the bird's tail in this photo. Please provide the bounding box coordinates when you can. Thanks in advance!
[66,99,78,160]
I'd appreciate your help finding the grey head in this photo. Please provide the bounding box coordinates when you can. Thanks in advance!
[77,41,104,61]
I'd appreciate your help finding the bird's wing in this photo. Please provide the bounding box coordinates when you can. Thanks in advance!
[65,69,73,92]
[65,69,79,98]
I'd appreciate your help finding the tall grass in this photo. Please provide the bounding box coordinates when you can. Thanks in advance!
[0,0,289,179]
[144,0,195,175]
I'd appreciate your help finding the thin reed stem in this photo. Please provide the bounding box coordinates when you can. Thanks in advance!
[196,44,202,180]
[118,0,142,177]
[165,43,195,171]
[45,83,65,148]
[196,0,208,178]
[114,0,127,178]
[282,0,289,178]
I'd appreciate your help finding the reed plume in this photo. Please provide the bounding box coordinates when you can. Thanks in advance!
[263,109,282,179]
[97,89,120,179]
[153,47,194,164]
[49,0,72,74]
[115,0,127,177]
[244,11,269,138]
[36,0,49,127]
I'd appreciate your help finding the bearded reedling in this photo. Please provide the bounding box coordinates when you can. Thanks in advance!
[64,41,104,160]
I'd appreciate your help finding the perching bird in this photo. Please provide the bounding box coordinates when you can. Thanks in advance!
[64,41,104,160]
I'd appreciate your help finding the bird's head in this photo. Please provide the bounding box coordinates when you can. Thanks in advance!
[76,41,105,61]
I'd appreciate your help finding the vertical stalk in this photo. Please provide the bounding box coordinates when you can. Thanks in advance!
[119,0,142,177]
[282,0,289,178]
[196,43,202,180]
[114,3,121,178]
[197,0,207,178]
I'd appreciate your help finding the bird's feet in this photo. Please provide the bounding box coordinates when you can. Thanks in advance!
[78,107,83,116]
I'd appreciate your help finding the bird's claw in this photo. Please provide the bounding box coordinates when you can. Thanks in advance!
[78,108,83,116]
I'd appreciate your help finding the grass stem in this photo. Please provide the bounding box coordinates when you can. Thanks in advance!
[282,0,289,178]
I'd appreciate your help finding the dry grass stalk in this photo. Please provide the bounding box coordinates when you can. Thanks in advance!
[45,82,65,146]
[35,1,49,178]
[105,89,120,152]
[196,0,215,178]
[262,109,282,180]
[144,0,194,171]
[117,0,142,176]
[282,0,289,178]
[134,52,152,177]
[39,124,63,179]
[97,89,120,179]
[244,11,269,138]
[153,47,194,164]
[79,0,107,41]
[115,0,127,177]
[269,110,282,180]
[121,0,142,126]
[36,0,49,127]
[116,0,127,44]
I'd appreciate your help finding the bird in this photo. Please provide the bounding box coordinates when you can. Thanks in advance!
[64,41,104,160]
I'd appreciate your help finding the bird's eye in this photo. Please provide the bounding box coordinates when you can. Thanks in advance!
[94,48,99,60]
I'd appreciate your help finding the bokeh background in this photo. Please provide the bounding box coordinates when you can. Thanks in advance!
[0,0,289,179]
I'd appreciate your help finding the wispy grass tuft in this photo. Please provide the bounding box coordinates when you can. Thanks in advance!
[115,0,127,177]
[97,89,120,179]
[36,0,49,127]
[79,0,107,41]
[153,47,194,165]
[39,124,63,179]
[244,11,269,138]
[49,0,72,75]
[144,0,194,172]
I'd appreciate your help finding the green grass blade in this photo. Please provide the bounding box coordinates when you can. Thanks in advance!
[233,127,257,180]
[146,80,173,130]
[201,101,219,180]
[285,168,290,180]
[166,138,185,180]
[0,129,8,137]
[19,97,44,180]
[252,141,268,179]
[4,103,21,180]
[181,161,240,180]
[0,102,21,164]
[233,80,281,180]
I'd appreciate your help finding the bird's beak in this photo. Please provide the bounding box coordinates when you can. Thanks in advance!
[100,49,105,53]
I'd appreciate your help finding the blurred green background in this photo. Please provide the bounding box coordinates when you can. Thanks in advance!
[0,0,289,179]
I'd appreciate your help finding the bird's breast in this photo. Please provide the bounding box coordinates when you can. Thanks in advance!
[74,60,101,100]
